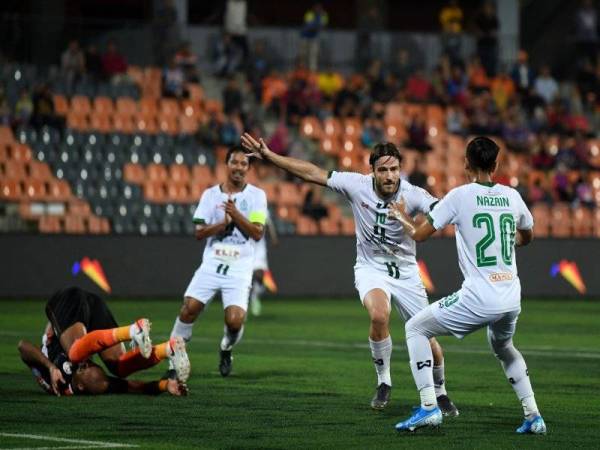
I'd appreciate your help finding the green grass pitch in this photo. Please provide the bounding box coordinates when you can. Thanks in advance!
[1,297,599,449]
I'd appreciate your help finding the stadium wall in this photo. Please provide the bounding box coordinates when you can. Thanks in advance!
[1,236,598,299]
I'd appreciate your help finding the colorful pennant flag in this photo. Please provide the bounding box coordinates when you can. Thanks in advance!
[72,257,111,293]
[417,260,435,293]
[550,260,586,294]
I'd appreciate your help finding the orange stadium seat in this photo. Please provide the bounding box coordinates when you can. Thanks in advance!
[47,179,72,201]
[191,164,214,184]
[278,182,303,206]
[67,112,89,131]
[146,163,168,182]
[340,217,355,235]
[550,203,572,238]
[139,97,158,116]
[28,161,52,181]
[189,181,210,201]
[320,137,341,156]
[187,83,204,101]
[23,179,47,200]
[204,99,223,115]
[593,209,600,238]
[89,113,112,132]
[572,207,593,237]
[134,115,158,133]
[0,126,15,145]
[93,96,114,116]
[157,115,179,135]
[71,96,92,116]
[0,145,8,162]
[53,95,69,116]
[0,179,23,201]
[531,204,550,237]
[170,164,191,184]
[319,217,341,235]
[159,98,180,117]
[64,215,86,234]
[11,143,33,163]
[113,113,135,133]
[166,181,190,202]
[179,115,199,134]
[343,118,362,139]
[116,97,137,115]
[87,216,110,234]
[181,99,203,119]
[143,181,166,203]
[3,160,28,180]
[296,216,318,235]
[276,205,300,222]
[38,216,62,233]
[123,163,146,184]
[69,200,92,217]
[300,116,323,140]
[323,117,342,138]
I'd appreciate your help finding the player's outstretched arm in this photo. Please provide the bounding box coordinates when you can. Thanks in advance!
[388,199,436,242]
[241,133,328,186]
[18,339,65,396]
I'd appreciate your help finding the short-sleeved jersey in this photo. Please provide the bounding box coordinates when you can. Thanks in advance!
[34,327,75,395]
[327,171,438,279]
[427,182,534,314]
[192,184,267,278]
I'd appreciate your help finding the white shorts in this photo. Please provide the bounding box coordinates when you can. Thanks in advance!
[184,267,251,311]
[426,289,520,339]
[253,239,268,271]
[354,266,429,321]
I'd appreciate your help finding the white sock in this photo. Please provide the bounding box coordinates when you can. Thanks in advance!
[419,386,437,410]
[433,363,447,396]
[407,333,436,406]
[171,317,194,342]
[369,336,392,386]
[488,333,539,418]
[128,323,137,339]
[251,280,265,303]
[220,324,244,351]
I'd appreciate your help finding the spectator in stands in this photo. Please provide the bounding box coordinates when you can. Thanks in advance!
[391,49,416,88]
[196,110,222,147]
[531,138,556,170]
[215,33,242,78]
[468,56,491,93]
[405,115,432,153]
[439,0,463,64]
[247,40,270,101]
[267,121,290,155]
[302,185,328,221]
[446,64,468,106]
[574,173,595,208]
[534,65,559,105]
[224,0,249,69]
[408,155,428,190]
[300,3,329,71]
[356,6,382,71]
[223,77,243,115]
[553,162,575,201]
[502,110,531,153]
[405,69,432,102]
[574,0,598,65]
[555,136,580,169]
[85,45,103,81]
[529,178,553,205]
[102,40,128,85]
[511,50,535,95]
[361,117,385,148]
[174,42,200,83]
[163,58,188,99]
[61,40,85,89]
[221,113,243,146]
[490,70,515,111]
[446,105,468,135]
[317,68,343,99]
[31,84,64,131]
[473,0,499,76]
[14,88,33,126]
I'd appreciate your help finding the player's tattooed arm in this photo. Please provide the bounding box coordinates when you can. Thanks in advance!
[241,133,328,186]
[388,199,436,242]
[18,339,65,396]
[223,199,264,241]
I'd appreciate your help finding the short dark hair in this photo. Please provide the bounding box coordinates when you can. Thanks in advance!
[369,142,403,168]
[225,145,249,164]
[466,136,499,172]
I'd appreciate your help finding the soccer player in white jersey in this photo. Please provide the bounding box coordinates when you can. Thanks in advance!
[169,146,268,377]
[390,137,546,434]
[241,133,458,414]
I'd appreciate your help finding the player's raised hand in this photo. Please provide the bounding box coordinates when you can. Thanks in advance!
[49,365,65,396]
[388,198,408,221]
[240,133,268,159]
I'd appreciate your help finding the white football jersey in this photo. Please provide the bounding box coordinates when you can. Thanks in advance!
[193,184,267,278]
[327,171,438,279]
[427,182,534,314]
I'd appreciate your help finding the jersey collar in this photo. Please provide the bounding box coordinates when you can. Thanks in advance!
[220,182,247,194]
[474,181,496,187]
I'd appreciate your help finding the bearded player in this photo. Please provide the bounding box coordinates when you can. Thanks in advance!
[241,133,458,414]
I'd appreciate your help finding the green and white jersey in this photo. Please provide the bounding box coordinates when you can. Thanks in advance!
[427,182,534,314]
[327,171,438,279]
[193,184,267,278]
